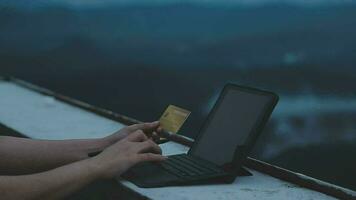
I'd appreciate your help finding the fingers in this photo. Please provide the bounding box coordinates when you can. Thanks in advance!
[151,131,160,143]
[136,140,162,154]
[126,130,148,142]
[137,153,167,163]
[126,121,160,132]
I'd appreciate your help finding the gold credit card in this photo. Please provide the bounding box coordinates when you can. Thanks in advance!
[159,105,191,134]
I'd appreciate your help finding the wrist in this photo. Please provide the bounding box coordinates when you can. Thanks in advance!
[104,131,128,145]
[97,137,113,150]
[84,138,111,158]
[87,156,106,180]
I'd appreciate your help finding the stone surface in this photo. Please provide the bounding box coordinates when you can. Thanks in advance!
[0,81,123,139]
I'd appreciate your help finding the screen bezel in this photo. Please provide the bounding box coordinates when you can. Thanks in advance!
[188,83,279,167]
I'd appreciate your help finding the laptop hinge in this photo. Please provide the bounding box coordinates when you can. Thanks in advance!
[230,145,253,177]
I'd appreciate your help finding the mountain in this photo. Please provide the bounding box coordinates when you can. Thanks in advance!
[1,4,356,68]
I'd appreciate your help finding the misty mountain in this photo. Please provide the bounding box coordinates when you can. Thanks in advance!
[1,4,356,68]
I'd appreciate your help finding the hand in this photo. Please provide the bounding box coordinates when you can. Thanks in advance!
[92,130,166,179]
[104,121,162,145]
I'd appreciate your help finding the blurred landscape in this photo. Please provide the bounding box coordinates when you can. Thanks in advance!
[0,0,355,190]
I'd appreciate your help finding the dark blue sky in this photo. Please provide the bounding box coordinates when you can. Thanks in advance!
[2,0,354,8]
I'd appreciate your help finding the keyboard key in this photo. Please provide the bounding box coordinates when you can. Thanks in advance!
[167,158,202,176]
[160,155,223,178]
[161,162,189,177]
[173,156,211,175]
[184,155,222,173]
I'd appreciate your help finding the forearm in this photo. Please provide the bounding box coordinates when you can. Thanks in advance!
[0,158,102,200]
[0,136,111,175]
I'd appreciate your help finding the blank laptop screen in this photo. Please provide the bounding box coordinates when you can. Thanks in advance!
[190,87,272,166]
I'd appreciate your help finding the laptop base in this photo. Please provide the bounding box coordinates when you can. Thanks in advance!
[122,162,253,188]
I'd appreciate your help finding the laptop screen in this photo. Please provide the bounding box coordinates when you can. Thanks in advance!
[189,85,275,166]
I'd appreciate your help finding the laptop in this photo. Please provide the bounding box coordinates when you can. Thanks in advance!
[122,83,278,188]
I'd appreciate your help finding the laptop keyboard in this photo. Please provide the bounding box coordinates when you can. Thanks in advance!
[160,154,224,178]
